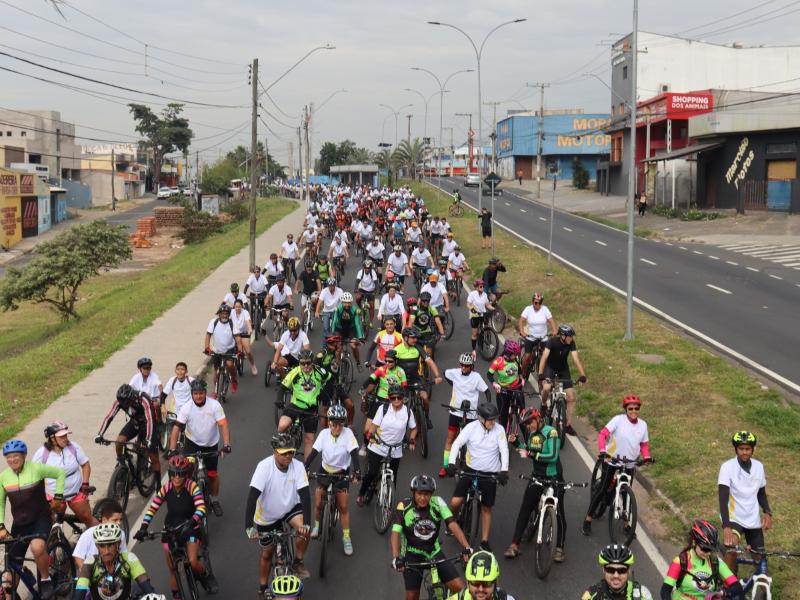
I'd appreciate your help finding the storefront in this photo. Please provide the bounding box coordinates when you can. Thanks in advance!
[0,167,24,248]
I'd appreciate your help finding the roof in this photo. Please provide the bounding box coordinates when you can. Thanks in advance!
[642,141,722,163]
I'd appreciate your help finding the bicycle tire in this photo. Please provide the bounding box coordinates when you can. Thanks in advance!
[415,402,429,459]
[590,459,608,519]
[521,511,537,544]
[216,370,227,404]
[236,355,244,377]
[443,312,455,340]
[555,399,567,449]
[456,279,462,306]
[478,328,499,361]
[48,538,76,597]
[175,557,199,600]
[752,586,769,600]
[264,362,273,388]
[534,505,557,579]
[490,308,507,333]
[318,498,330,578]
[135,450,158,497]
[156,420,168,454]
[339,354,354,393]
[107,463,130,512]
[254,305,262,341]
[373,472,393,534]
[608,484,638,547]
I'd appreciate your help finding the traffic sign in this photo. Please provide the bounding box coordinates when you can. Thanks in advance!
[484,172,502,187]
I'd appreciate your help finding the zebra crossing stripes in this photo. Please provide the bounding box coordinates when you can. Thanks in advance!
[717,242,800,269]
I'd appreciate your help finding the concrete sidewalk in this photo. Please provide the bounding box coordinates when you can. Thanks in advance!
[9,202,304,520]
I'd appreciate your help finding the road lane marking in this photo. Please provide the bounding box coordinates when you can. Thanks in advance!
[726,261,738,266]
[520,208,527,213]
[709,255,720,260]
[679,246,687,250]
[769,274,783,280]
[693,250,704,255]
[747,267,760,272]
[595,240,607,246]
[665,242,673,246]
[771,254,800,263]
[640,258,657,266]
[562,227,573,232]
[539,217,547,222]
[706,284,732,295]
[505,202,510,206]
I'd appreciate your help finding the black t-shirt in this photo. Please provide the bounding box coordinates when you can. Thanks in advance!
[544,336,576,372]
[299,270,320,296]
[481,264,506,287]
[479,211,492,229]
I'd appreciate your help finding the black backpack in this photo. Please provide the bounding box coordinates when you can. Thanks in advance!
[675,549,720,588]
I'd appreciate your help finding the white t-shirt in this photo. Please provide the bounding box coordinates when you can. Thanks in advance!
[301,230,317,244]
[250,456,309,526]
[163,375,194,414]
[73,526,128,561]
[407,227,422,242]
[445,368,489,419]
[231,308,252,335]
[313,427,358,472]
[357,269,378,293]
[370,404,416,459]
[246,274,268,295]
[467,290,491,315]
[268,284,292,306]
[330,241,347,257]
[223,291,248,307]
[32,442,90,497]
[378,293,405,318]
[411,248,432,267]
[367,242,385,260]
[604,414,649,462]
[319,287,343,313]
[441,239,457,257]
[277,330,309,358]
[430,221,445,235]
[420,283,445,308]
[520,304,553,339]
[263,260,285,278]
[361,225,374,240]
[718,457,767,529]
[129,372,162,400]
[448,420,509,473]
[387,252,409,274]
[177,397,226,447]
[207,317,236,352]
[281,241,299,259]
[449,252,466,270]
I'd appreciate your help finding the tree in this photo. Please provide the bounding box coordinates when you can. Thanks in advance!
[350,147,373,164]
[201,158,240,196]
[392,138,426,177]
[129,103,193,190]
[318,142,340,176]
[0,221,132,320]
[572,157,590,189]
[317,139,373,175]
[223,143,285,181]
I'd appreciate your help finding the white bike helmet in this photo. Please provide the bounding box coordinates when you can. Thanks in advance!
[93,522,123,544]
[341,292,353,303]
[458,352,475,366]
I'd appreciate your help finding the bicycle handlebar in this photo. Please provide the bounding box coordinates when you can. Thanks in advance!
[456,470,498,481]
[404,555,462,570]
[724,546,800,558]
[371,434,407,449]
[518,474,588,490]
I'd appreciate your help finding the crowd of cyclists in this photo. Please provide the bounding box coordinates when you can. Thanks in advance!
[0,182,777,600]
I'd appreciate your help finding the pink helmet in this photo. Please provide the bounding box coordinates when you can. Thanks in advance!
[473,279,485,287]
[503,340,521,356]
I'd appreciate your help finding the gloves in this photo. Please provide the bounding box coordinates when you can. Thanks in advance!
[94,435,104,445]
[133,525,149,541]
[537,373,545,382]
[598,451,608,460]
[461,547,474,561]
[578,375,587,384]
[222,445,232,454]
[167,449,179,458]
[246,527,257,540]
[80,482,91,495]
[497,471,509,486]
[353,469,362,481]
[445,464,456,477]
[392,556,405,571]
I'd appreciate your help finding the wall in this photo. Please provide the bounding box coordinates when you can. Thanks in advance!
[54,177,92,209]
[497,114,611,158]
[0,110,82,177]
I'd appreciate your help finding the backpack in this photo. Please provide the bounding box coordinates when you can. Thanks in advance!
[213,317,235,338]
[41,443,78,464]
[676,549,720,589]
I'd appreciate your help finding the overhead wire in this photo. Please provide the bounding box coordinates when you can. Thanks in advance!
[259,116,292,144]
[0,105,140,139]
[674,0,783,35]
[258,104,296,129]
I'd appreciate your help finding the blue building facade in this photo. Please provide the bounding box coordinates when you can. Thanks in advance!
[496,113,610,183]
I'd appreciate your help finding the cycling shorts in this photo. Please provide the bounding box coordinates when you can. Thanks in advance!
[403,550,459,591]
[120,419,158,452]
[542,366,573,389]
[452,468,497,507]
[256,503,304,547]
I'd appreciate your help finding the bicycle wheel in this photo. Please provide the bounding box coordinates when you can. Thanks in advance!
[339,354,354,393]
[608,485,638,547]
[136,451,158,497]
[175,558,199,600]
[106,463,130,512]
[554,399,566,449]
[478,327,499,361]
[253,306,261,341]
[373,472,393,534]
[236,355,244,377]
[534,505,557,579]
[216,370,227,404]
[415,402,429,459]
[48,538,76,597]
[318,498,330,578]
[459,497,479,546]
[264,362,273,388]
[590,459,608,519]
[521,511,537,543]
[443,312,455,340]
[455,279,462,306]
[490,308,507,333]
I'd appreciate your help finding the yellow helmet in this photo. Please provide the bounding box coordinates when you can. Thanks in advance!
[287,317,300,330]
[271,574,303,597]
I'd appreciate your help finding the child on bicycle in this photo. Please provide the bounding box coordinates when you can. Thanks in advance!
[487,340,524,432]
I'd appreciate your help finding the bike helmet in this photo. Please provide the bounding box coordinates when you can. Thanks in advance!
[116,383,138,404]
[622,395,642,408]
[271,575,303,598]
[325,334,342,343]
[230,282,239,292]
[44,420,70,438]
[557,323,575,337]
[732,430,757,448]
[341,292,354,303]
[304,260,314,269]
[532,292,543,303]
[136,357,153,369]
[270,253,278,259]
[319,255,328,261]
[419,292,431,302]
[598,544,634,566]
[2,439,27,456]
[388,384,405,398]
[438,257,448,266]
[473,279,485,287]
[402,327,419,337]
[458,352,475,366]
[93,522,123,544]
[410,474,437,493]
[217,303,231,315]
[271,432,296,451]
[428,273,439,282]
[465,551,500,583]
[519,407,542,425]
[406,297,417,306]
[478,402,499,420]
[385,349,397,360]
[276,273,286,282]
[168,454,192,476]
[139,595,167,600]
[190,379,207,392]
[299,349,314,362]
[393,245,402,252]
[503,340,521,356]
[488,257,498,265]
[326,277,337,286]
[327,404,348,422]
[364,259,373,268]
[287,317,300,330]
[690,519,719,552]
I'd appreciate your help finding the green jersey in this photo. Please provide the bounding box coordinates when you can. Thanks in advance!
[0,461,65,526]
[369,365,407,399]
[282,365,329,410]
[316,261,331,281]
[392,495,454,557]
[330,304,365,339]
[519,425,560,478]
[74,551,148,598]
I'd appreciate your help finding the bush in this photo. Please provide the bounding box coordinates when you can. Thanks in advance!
[681,208,720,221]
[222,199,248,222]
[572,158,590,189]
[180,207,222,244]
[651,204,678,219]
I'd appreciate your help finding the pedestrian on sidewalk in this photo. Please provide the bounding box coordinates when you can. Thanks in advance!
[479,208,493,249]
[517,169,523,185]
[637,193,647,217]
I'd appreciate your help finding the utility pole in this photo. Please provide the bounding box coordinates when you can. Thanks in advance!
[308,102,315,180]
[265,135,270,185]
[111,148,116,211]
[526,82,549,199]
[624,0,638,340]
[248,58,258,270]
[297,126,303,197]
[483,102,501,172]
[56,127,62,186]
[304,105,311,204]
[406,114,412,145]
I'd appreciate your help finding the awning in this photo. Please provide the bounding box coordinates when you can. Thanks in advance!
[643,141,722,163]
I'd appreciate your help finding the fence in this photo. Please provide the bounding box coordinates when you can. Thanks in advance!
[51,177,92,209]
[737,180,798,213]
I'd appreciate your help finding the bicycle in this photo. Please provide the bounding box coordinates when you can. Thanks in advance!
[257,526,299,590]
[404,555,461,600]
[368,436,407,535]
[448,201,464,217]
[438,309,455,340]
[521,335,547,382]
[268,307,288,342]
[412,265,427,294]
[542,377,569,448]
[279,405,318,456]
[309,472,352,578]
[97,437,158,515]
[519,475,587,579]
[453,469,497,546]
[405,381,430,459]
[590,456,648,547]
[499,387,528,446]
[724,546,800,600]
[300,294,315,334]
[337,339,357,393]
[446,270,464,306]
[475,313,499,361]
[331,255,346,280]
[182,450,220,527]
[357,293,373,333]
[0,535,53,600]
[487,302,507,334]
[250,292,267,341]
[208,351,239,404]
[159,410,180,456]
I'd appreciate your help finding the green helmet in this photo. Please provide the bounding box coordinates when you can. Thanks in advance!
[465,551,500,583]
[732,430,757,448]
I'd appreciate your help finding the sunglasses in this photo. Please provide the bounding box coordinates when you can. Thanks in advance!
[604,566,629,575]
[469,581,495,589]
[533,301,542,305]
[168,471,187,478]
[300,361,312,366]
[476,285,484,288]
[626,406,641,411]
[389,395,404,401]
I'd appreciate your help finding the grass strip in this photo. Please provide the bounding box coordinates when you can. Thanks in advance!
[412,180,800,595]
[574,211,657,239]
[0,198,296,439]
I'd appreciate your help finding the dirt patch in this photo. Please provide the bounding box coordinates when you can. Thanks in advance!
[120,227,184,272]
[633,353,665,364]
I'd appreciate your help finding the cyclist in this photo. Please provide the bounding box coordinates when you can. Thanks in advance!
[441,232,458,262]
[504,408,565,562]
[300,226,319,258]
[660,520,744,600]
[327,233,349,278]
[447,246,469,284]
[271,574,303,600]
[266,273,295,327]
[161,362,194,416]
[407,292,445,358]
[278,350,330,457]
[406,220,423,250]
[466,280,495,356]
[205,303,239,393]
[0,439,65,600]
[390,474,472,600]
[316,277,343,338]
[294,260,322,322]
[168,379,230,518]
[96,384,161,481]
[246,432,312,590]
[280,233,300,283]
[420,272,450,318]
[377,285,405,329]
[330,292,365,367]
[271,317,311,380]
[440,353,491,478]
[244,265,269,328]
[361,349,408,451]
[314,335,355,428]
[581,544,653,600]
[366,238,386,279]
[223,282,248,309]
[429,216,446,257]
[411,242,434,286]
[264,252,285,287]
[356,385,417,506]
[487,340,524,431]
[130,356,163,404]
[33,421,96,527]
[519,292,557,380]
[72,522,159,600]
[73,498,127,570]
[355,259,380,325]
[537,323,587,436]
[719,431,771,574]
[387,245,411,290]
[445,402,508,551]
[395,328,443,431]
[449,550,517,600]
[481,258,506,298]
[314,254,332,283]
[231,298,257,376]
[304,404,360,556]
[135,455,219,596]
[366,317,403,368]
[452,189,462,207]
[583,395,652,536]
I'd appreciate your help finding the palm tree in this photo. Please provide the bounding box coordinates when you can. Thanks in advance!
[375,148,394,186]
[350,147,374,164]
[392,138,426,179]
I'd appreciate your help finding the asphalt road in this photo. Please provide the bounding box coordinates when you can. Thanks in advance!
[132,234,665,599]
[435,177,800,393]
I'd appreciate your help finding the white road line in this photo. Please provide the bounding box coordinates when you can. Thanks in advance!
[747,267,760,272]
[771,254,800,263]
[562,227,573,232]
[747,248,800,258]
[679,246,687,250]
[595,240,608,247]
[769,274,783,280]
[640,258,657,266]
[693,250,704,255]
[726,261,739,266]
[707,284,732,295]
[709,255,719,260]
[539,217,547,222]
[786,262,800,267]
[520,208,527,213]
[505,202,510,206]
[719,244,766,251]
[738,245,783,255]
[665,242,673,246]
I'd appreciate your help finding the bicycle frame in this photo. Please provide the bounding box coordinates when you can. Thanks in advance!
[611,467,634,521]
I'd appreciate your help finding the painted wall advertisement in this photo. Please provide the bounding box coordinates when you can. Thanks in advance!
[725,137,754,189]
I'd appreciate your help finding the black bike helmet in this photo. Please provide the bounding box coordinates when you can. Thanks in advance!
[271,432,295,451]
[731,430,757,448]
[410,474,437,493]
[190,379,207,392]
[116,384,138,404]
[299,349,314,362]
[419,292,431,302]
[558,323,575,337]
[402,327,419,338]
[230,282,239,292]
[478,402,499,420]
[137,357,153,369]
[690,519,719,552]
[598,544,634,566]
[385,349,397,360]
[388,384,405,398]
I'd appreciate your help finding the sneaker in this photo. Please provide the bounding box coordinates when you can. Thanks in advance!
[582,520,592,536]
[310,524,320,539]
[231,379,238,393]
[343,536,353,556]
[293,560,311,580]
[554,547,565,563]
[356,495,366,507]
[200,572,220,594]
[210,499,224,517]
[39,579,54,600]
[503,545,521,559]
[479,541,492,552]
[564,424,577,436]
[251,364,258,376]
[438,467,448,478]
[358,444,367,457]
[426,417,434,430]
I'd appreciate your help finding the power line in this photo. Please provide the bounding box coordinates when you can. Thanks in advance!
[193,124,250,154]
[258,82,299,119]
[674,0,782,35]
[258,103,296,129]
[258,116,291,144]
[0,105,140,139]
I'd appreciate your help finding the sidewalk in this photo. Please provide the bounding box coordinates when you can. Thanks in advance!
[8,203,305,521]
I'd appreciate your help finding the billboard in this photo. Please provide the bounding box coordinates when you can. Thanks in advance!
[496,114,611,158]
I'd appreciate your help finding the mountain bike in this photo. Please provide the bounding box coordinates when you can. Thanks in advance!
[0,535,51,600]
[590,456,648,547]
[446,270,463,306]
[453,470,497,546]
[448,200,464,217]
[159,410,180,456]
[97,437,158,514]
[475,313,499,361]
[280,405,318,456]
[438,309,455,340]
[182,450,220,526]
[337,339,357,393]
[268,307,288,342]
[406,381,429,458]
[521,336,547,382]
[542,377,568,448]
[300,293,315,334]
[404,555,461,600]
[723,546,800,600]
[250,293,267,341]
[500,388,528,446]
[519,475,587,579]
[487,302,507,334]
[209,351,239,404]
[258,526,299,589]
[413,265,427,294]
[309,472,352,578]
[332,255,346,281]
[369,437,407,534]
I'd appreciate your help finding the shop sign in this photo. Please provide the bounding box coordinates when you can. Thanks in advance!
[1,203,18,237]
[0,172,18,195]
[19,174,34,194]
[668,93,712,117]
[725,137,755,189]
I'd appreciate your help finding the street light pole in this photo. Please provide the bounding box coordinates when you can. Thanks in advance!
[625,0,638,340]
[379,103,414,147]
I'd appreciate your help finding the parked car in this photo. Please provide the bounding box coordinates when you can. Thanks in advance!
[170,186,180,196]
[463,172,481,187]
[157,186,173,199]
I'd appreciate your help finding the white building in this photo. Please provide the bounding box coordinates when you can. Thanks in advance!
[0,109,82,180]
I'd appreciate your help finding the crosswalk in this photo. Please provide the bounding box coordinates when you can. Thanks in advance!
[717,242,800,269]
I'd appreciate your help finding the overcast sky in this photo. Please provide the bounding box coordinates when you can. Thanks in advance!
[0,0,797,168]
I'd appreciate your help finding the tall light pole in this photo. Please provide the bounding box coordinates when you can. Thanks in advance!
[258,44,336,96]
[379,103,413,147]
[625,0,638,340]
[308,89,347,180]
[404,88,448,174]
[427,18,527,208]
[455,112,473,177]
[411,66,473,189]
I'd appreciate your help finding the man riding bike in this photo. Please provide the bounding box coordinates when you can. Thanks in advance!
[278,350,330,457]
[518,292,556,380]
[407,292,445,359]
[395,328,442,431]
[448,551,517,600]
[538,323,587,437]
[205,303,239,394]
[581,544,653,600]
[271,317,311,380]
[330,292,365,367]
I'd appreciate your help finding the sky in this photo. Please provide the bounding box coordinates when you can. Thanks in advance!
[0,0,798,169]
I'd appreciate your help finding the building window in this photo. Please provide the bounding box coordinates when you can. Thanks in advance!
[20,131,26,137]
[766,142,797,155]
[6,131,11,137]
[623,66,628,80]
